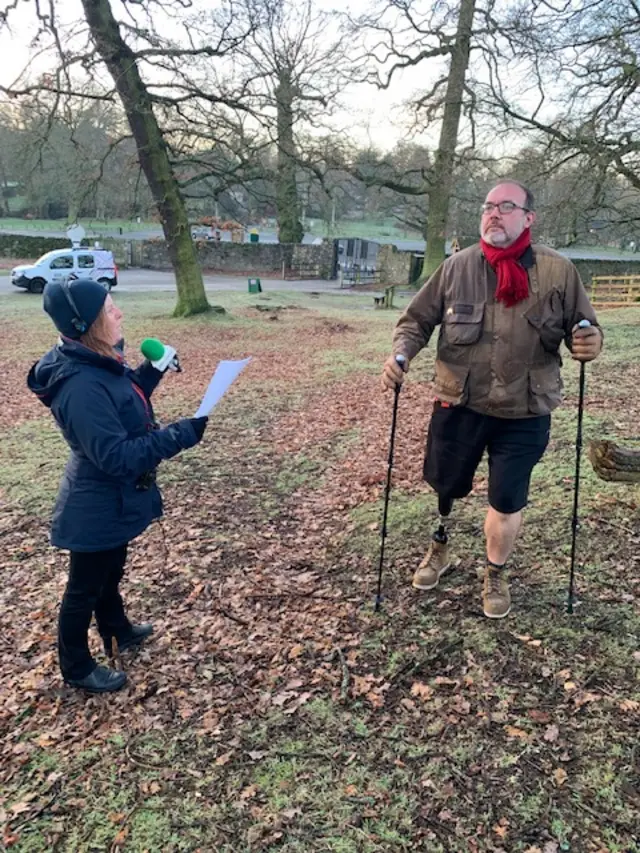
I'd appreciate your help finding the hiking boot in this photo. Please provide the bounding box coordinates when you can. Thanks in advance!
[104,623,154,656]
[482,565,511,619]
[66,664,127,693]
[412,538,450,590]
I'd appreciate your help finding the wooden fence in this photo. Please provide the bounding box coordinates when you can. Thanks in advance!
[589,275,640,308]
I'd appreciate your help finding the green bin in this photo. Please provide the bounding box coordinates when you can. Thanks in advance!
[249,231,259,243]
[248,277,262,293]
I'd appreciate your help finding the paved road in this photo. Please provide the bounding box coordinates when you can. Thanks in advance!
[0,268,351,297]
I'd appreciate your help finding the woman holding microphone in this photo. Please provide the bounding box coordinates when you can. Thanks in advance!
[28,279,208,693]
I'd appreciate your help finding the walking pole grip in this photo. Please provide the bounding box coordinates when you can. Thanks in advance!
[375,355,406,612]
[567,320,590,614]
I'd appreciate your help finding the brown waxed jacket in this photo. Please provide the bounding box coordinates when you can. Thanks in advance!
[392,243,601,418]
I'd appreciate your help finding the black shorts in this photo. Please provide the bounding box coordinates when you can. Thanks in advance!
[424,403,550,514]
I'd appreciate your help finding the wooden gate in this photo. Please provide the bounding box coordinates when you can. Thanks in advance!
[589,275,640,308]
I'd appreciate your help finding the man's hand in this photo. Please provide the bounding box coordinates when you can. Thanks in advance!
[571,324,603,362]
[381,354,408,391]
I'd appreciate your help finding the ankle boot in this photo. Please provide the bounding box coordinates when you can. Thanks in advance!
[104,623,154,656]
[412,536,450,590]
[66,664,127,693]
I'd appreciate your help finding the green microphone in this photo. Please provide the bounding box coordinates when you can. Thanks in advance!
[140,337,181,372]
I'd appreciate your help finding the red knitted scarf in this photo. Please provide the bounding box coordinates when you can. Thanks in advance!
[480,228,531,308]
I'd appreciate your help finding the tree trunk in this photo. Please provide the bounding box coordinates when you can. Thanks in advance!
[589,440,640,483]
[275,70,304,244]
[80,0,211,316]
[0,155,12,216]
[68,193,80,225]
[421,0,476,280]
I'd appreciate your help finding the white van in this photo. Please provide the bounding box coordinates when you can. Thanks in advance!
[11,247,118,294]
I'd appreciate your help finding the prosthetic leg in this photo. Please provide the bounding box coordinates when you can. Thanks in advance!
[434,495,453,543]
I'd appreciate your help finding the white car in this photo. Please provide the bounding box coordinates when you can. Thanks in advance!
[191,225,214,240]
[11,247,118,294]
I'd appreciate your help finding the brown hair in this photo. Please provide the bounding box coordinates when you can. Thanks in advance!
[79,305,118,359]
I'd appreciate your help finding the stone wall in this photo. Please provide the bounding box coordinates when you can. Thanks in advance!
[377,244,414,286]
[289,241,337,277]
[133,239,336,278]
[0,232,336,277]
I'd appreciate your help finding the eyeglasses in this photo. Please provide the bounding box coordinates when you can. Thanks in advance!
[481,201,530,215]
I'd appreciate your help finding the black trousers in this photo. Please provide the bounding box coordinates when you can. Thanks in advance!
[58,544,133,680]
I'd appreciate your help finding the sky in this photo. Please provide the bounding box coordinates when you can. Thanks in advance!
[0,0,440,152]
[0,0,552,159]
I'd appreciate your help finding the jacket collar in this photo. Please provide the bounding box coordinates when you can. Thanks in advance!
[58,337,125,375]
[479,242,535,269]
[520,245,534,269]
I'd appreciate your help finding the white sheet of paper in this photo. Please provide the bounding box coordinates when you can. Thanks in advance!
[195,357,252,417]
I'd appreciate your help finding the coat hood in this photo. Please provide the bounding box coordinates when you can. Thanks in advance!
[27,339,124,409]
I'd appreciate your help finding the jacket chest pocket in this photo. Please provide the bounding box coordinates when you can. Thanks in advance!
[444,302,485,345]
[523,290,565,353]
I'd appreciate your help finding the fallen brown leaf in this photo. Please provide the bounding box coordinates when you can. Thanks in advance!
[505,725,530,741]
[552,768,568,787]
[410,681,433,701]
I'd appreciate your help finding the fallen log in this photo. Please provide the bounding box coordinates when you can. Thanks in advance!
[588,440,640,483]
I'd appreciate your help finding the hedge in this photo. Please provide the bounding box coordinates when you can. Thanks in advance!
[0,234,89,259]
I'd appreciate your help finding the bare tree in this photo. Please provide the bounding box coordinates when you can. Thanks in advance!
[231,0,349,243]
[351,0,479,277]
[79,0,211,316]
[483,0,640,220]
[0,0,258,315]
[348,0,640,273]
[129,0,352,245]
[424,0,475,275]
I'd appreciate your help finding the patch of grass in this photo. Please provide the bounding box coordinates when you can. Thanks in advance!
[307,217,422,240]
[0,417,66,513]
[321,349,380,378]
[276,454,324,496]
[274,428,363,499]
[0,216,161,234]
[348,491,432,558]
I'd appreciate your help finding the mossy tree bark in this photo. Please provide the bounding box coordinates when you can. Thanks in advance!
[421,0,476,280]
[275,69,304,244]
[80,0,211,317]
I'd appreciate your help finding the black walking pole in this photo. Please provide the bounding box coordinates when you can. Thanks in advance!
[375,355,405,612]
[567,320,591,614]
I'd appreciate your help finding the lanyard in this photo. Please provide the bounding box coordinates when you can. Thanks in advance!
[129,380,154,428]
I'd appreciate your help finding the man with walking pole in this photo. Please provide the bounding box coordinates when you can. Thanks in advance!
[381,180,603,618]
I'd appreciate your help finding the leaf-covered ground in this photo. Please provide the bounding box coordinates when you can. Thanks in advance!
[1,290,639,853]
